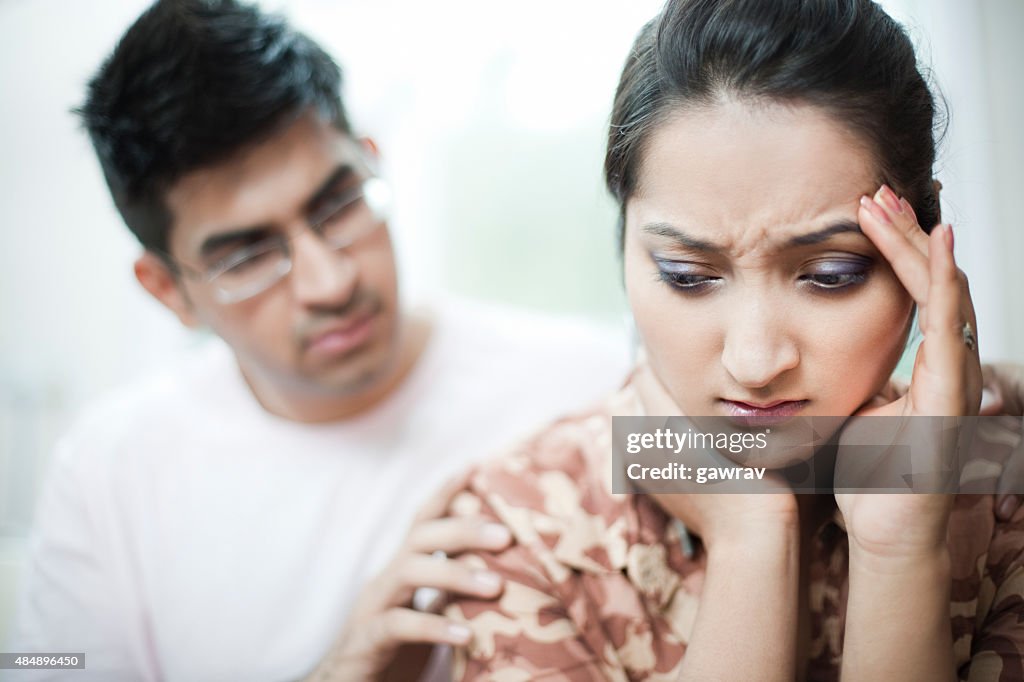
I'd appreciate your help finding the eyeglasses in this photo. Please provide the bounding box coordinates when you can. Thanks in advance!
[165,177,391,304]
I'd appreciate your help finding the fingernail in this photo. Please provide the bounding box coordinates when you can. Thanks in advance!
[876,185,903,214]
[945,223,954,251]
[860,196,891,225]
[447,623,472,644]
[998,496,1018,521]
[480,523,511,547]
[472,571,503,592]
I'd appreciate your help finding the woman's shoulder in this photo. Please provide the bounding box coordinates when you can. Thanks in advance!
[450,384,646,574]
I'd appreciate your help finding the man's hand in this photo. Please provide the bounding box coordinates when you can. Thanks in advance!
[305,472,512,682]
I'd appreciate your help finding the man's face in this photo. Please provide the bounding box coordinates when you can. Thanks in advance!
[162,112,401,397]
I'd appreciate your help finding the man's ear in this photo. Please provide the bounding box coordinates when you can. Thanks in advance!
[134,251,201,328]
[360,136,380,164]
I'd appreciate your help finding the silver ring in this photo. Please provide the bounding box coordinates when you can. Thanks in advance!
[962,321,976,351]
[412,551,448,612]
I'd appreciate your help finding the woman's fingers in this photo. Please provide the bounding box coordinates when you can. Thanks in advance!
[924,225,962,341]
[857,186,930,303]
[914,224,982,415]
[858,184,982,409]
[875,185,932,253]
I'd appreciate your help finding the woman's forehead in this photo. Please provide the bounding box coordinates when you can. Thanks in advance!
[631,100,879,247]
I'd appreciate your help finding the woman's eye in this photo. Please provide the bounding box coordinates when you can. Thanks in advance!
[655,263,718,292]
[801,263,871,290]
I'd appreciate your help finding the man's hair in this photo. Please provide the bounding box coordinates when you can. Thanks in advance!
[78,0,352,254]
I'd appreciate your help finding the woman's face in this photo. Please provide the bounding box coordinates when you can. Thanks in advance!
[624,100,915,423]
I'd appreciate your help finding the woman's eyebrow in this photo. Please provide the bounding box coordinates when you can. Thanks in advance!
[642,220,863,252]
[786,220,863,246]
[642,223,720,252]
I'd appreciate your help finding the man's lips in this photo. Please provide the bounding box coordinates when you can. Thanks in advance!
[303,309,378,357]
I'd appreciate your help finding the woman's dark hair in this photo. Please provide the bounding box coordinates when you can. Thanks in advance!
[605,0,943,248]
[78,0,351,255]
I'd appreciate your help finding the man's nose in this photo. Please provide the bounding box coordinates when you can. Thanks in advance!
[720,299,800,389]
[288,229,358,308]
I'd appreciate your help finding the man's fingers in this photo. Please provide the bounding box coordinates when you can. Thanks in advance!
[385,554,503,607]
[366,608,472,650]
[407,517,512,555]
[414,469,476,522]
[375,551,505,610]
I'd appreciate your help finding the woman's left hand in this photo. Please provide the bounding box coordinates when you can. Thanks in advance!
[834,184,982,560]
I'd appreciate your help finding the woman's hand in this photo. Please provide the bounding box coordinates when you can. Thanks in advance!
[631,362,801,682]
[852,185,982,418]
[631,361,799,550]
[834,185,981,558]
[834,184,972,682]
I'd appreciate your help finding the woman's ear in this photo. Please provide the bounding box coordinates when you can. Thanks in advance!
[134,251,201,328]
[933,178,943,223]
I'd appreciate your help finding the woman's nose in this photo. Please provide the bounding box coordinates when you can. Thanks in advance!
[720,302,800,389]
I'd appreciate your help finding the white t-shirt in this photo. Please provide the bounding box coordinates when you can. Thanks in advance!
[6,300,630,681]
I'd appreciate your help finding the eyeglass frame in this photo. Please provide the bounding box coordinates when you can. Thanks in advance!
[156,174,390,304]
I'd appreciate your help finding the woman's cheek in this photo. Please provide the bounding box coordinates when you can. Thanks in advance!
[807,290,912,414]
[628,276,718,413]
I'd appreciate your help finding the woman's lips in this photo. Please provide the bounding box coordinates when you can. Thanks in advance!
[721,399,809,426]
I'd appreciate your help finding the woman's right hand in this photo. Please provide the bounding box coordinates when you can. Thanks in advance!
[632,362,802,681]
[631,360,799,551]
